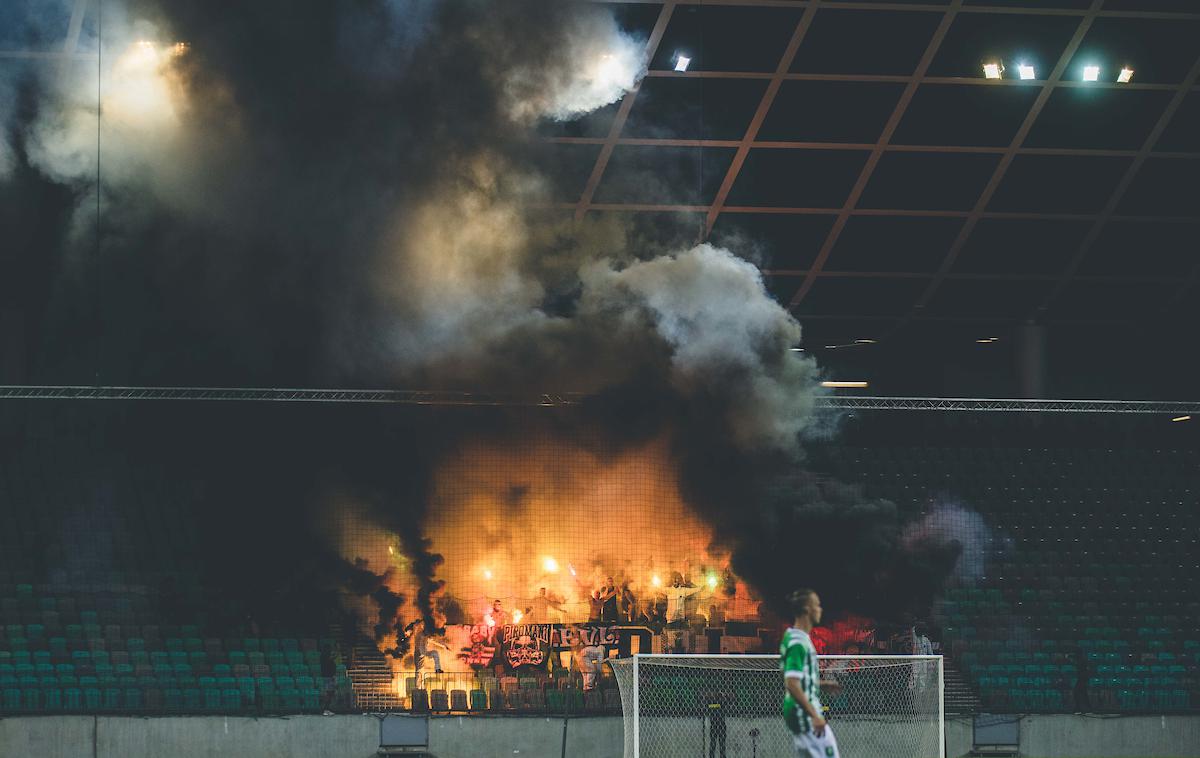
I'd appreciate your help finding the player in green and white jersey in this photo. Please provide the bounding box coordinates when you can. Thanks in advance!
[782,589,841,758]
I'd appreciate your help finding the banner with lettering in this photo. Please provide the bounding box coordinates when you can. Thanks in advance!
[443,624,619,672]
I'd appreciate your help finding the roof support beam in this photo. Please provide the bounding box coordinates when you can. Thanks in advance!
[597,0,1200,22]
[906,0,1104,322]
[548,135,1200,160]
[574,2,677,222]
[703,2,820,237]
[1034,53,1200,318]
[787,0,963,310]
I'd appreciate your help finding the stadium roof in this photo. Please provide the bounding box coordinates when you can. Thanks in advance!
[536,0,1200,396]
[3,0,1198,398]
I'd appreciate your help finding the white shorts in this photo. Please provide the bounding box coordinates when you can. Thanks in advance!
[793,724,840,758]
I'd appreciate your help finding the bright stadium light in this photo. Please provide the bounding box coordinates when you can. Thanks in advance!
[821,381,869,389]
[983,62,1004,80]
[1172,415,1191,423]
[674,54,691,72]
[1018,63,1036,80]
[1083,65,1101,82]
[1118,67,1134,83]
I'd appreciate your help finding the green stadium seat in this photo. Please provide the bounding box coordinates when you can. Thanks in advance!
[221,688,241,711]
[300,688,319,710]
[144,688,163,710]
[280,688,301,710]
[20,688,40,711]
[179,688,201,710]
[469,689,488,711]
[63,687,82,710]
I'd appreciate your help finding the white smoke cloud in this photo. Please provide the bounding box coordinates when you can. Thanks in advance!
[502,8,646,122]
[579,244,819,452]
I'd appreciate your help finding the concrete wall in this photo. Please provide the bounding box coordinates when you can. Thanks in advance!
[2,714,1199,758]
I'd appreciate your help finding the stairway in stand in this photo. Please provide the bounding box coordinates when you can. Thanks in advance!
[344,633,406,712]
[943,659,980,715]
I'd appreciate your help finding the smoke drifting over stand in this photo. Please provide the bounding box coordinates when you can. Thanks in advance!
[2,0,981,645]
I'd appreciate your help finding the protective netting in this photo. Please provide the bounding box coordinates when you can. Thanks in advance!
[609,655,943,758]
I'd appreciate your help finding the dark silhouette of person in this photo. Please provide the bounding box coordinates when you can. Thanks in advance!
[706,688,730,758]
[601,577,619,622]
[1074,649,1090,712]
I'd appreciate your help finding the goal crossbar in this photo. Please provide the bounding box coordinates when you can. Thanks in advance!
[610,654,945,758]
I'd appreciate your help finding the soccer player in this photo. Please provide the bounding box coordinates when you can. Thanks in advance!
[782,588,841,758]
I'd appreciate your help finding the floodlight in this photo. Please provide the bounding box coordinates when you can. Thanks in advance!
[1083,65,1101,82]
[983,62,1004,80]
[1117,67,1134,84]
[1172,415,1191,423]
[1018,63,1036,80]
[821,381,869,389]
[674,54,691,72]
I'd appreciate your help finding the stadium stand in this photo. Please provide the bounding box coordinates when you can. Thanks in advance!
[3,406,1197,717]
[817,416,1200,714]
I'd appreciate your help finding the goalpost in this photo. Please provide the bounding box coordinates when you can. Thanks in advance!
[609,654,944,758]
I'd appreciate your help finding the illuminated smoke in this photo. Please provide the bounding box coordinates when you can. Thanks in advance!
[579,244,819,454]
[500,9,646,122]
[0,0,961,637]
[422,434,733,621]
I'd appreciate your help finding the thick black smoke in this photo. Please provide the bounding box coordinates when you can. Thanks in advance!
[0,0,973,634]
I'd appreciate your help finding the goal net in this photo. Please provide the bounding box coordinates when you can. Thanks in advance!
[608,655,944,758]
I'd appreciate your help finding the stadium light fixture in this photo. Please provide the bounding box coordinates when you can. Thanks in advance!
[983,62,1004,80]
[854,339,878,345]
[674,54,691,72]
[821,381,869,389]
[789,347,804,352]
[1083,65,1101,82]
[1118,67,1134,84]
[1172,415,1191,423]
[1018,63,1036,80]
